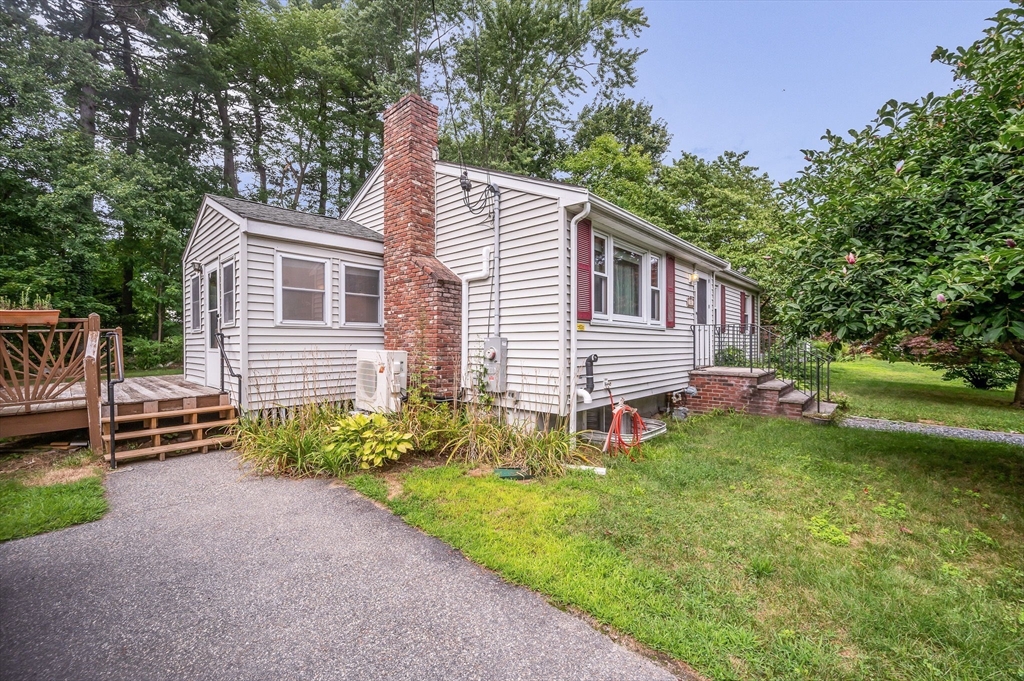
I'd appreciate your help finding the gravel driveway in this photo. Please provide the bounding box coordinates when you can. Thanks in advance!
[0,452,674,681]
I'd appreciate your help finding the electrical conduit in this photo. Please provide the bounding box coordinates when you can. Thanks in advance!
[462,247,492,380]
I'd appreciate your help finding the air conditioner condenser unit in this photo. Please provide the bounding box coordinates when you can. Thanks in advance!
[355,349,408,413]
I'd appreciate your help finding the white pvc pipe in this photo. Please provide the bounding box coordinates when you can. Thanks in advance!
[568,202,591,433]
[462,247,492,379]
[490,184,501,338]
[576,388,593,405]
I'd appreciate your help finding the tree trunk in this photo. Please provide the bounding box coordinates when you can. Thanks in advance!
[1014,362,1024,408]
[214,90,238,195]
[118,21,141,154]
[78,3,102,145]
[252,97,268,202]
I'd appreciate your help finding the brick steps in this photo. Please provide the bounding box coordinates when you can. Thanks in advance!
[687,367,837,421]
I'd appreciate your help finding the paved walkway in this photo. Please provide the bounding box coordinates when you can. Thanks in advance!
[840,415,1024,447]
[0,452,673,681]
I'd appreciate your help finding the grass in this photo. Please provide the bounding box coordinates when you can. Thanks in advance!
[363,415,1024,680]
[830,357,1022,432]
[123,366,183,378]
[0,475,108,541]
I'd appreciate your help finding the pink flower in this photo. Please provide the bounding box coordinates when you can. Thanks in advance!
[846,252,857,265]
[1007,238,1017,248]
[895,160,905,175]
[936,293,946,304]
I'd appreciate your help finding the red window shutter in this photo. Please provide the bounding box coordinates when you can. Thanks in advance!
[577,219,592,321]
[740,291,747,326]
[720,285,727,328]
[666,256,676,328]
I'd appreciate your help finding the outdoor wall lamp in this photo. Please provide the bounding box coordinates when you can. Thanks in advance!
[190,261,202,274]
[689,272,700,282]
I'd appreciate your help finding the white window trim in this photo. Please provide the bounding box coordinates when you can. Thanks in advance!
[219,256,238,328]
[341,263,383,327]
[591,229,665,328]
[650,254,662,324]
[275,252,330,326]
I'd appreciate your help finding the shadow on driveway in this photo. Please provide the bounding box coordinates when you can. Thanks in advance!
[0,451,673,681]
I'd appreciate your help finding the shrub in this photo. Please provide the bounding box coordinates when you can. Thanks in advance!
[124,335,183,371]
[934,358,1019,391]
[714,346,748,367]
[323,412,413,472]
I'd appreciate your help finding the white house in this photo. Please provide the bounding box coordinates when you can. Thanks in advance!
[183,94,760,429]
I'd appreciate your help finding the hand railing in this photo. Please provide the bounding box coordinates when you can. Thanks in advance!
[103,331,125,469]
[214,320,243,413]
[691,323,831,412]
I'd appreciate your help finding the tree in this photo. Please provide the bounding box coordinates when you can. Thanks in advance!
[571,97,671,162]
[661,150,785,288]
[440,0,647,177]
[779,3,1024,406]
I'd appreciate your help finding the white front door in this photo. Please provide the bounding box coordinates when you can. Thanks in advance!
[205,263,221,389]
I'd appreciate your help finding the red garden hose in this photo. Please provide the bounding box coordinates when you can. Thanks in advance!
[603,393,645,457]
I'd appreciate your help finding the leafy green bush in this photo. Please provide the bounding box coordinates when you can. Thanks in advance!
[714,346,748,367]
[934,357,1019,391]
[323,412,413,472]
[124,335,183,371]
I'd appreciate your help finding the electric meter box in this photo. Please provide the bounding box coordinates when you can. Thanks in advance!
[482,336,508,393]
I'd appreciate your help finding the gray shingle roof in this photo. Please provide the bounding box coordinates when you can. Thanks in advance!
[208,195,383,243]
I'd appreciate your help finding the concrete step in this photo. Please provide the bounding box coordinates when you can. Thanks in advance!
[804,401,839,420]
[756,379,794,396]
[779,389,814,406]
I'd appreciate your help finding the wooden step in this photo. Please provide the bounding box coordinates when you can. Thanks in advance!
[102,403,235,424]
[104,435,235,462]
[102,419,238,442]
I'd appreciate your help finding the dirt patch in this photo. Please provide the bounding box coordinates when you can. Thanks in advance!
[24,465,101,487]
[0,445,90,478]
[466,466,494,478]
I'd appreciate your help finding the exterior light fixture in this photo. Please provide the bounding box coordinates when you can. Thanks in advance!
[689,272,700,282]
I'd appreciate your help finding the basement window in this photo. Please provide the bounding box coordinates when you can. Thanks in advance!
[278,254,327,324]
[344,266,381,325]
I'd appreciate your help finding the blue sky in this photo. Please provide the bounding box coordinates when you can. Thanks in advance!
[626,0,1007,180]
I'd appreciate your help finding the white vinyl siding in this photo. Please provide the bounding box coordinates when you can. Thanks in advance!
[343,165,384,233]
[435,171,565,414]
[245,234,384,411]
[182,203,242,404]
[577,256,698,405]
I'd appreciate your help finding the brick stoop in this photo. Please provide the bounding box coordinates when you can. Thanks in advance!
[687,367,832,421]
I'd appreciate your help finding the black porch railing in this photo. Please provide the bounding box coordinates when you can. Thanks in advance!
[691,324,831,412]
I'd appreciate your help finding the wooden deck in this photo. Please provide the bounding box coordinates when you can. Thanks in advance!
[1,374,221,416]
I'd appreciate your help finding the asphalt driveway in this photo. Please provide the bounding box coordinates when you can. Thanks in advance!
[0,452,673,681]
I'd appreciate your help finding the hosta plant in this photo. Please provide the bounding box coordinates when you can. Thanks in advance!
[324,413,413,471]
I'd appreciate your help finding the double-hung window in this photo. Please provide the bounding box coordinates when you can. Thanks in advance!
[190,275,201,331]
[592,230,663,325]
[221,261,235,325]
[650,256,661,323]
[344,266,381,325]
[279,255,327,324]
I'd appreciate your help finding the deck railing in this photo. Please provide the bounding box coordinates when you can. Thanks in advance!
[1,313,121,448]
[691,323,831,411]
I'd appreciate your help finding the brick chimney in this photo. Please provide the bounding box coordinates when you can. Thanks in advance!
[382,93,461,397]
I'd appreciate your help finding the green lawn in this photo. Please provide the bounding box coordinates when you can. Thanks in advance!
[829,358,1022,432]
[353,416,1024,680]
[123,366,183,378]
[0,476,108,542]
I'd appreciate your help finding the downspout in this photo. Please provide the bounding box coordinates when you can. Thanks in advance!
[568,201,591,433]
[462,247,492,380]
[490,183,501,337]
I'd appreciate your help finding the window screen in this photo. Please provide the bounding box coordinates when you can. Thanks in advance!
[222,262,234,324]
[612,245,642,317]
[345,267,380,324]
[281,257,325,322]
[190,275,201,331]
